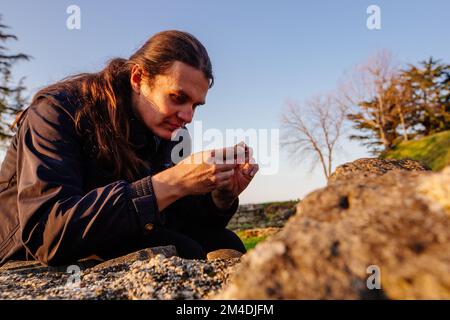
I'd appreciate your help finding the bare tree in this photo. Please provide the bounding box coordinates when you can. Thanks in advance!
[340,50,409,153]
[281,93,347,181]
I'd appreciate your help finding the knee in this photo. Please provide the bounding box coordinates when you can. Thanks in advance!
[182,227,247,254]
[218,228,247,254]
[169,234,206,260]
[177,242,206,260]
[142,227,206,260]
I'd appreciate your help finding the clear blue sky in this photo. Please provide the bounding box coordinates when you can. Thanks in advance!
[1,0,449,203]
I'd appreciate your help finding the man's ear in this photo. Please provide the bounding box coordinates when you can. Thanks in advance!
[130,64,143,94]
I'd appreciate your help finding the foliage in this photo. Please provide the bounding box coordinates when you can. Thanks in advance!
[345,51,450,155]
[0,15,30,146]
[382,130,450,171]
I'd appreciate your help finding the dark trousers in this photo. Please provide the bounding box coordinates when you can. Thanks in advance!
[7,215,246,263]
[141,226,246,260]
[136,204,248,260]
[7,226,246,264]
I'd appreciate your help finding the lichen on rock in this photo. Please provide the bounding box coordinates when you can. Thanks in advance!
[417,166,450,214]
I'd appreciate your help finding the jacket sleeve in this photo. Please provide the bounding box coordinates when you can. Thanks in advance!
[151,184,239,230]
[16,101,160,266]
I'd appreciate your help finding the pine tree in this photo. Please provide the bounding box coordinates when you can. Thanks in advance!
[347,79,406,154]
[400,57,450,136]
[0,15,30,147]
[344,50,407,154]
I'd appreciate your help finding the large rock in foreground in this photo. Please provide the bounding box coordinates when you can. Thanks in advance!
[216,159,450,299]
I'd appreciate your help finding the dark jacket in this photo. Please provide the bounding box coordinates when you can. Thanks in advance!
[0,92,238,266]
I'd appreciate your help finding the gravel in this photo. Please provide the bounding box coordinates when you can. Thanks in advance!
[0,254,240,300]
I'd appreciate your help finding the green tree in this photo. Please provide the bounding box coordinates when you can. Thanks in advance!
[400,57,450,136]
[343,50,408,154]
[0,15,30,147]
[347,78,408,154]
[345,52,450,155]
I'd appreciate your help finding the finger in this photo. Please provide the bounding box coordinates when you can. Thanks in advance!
[236,142,254,164]
[209,147,240,164]
[248,156,257,165]
[235,146,245,164]
[242,161,258,176]
[214,163,237,172]
[218,143,249,163]
[215,169,235,182]
[249,164,259,177]
[217,178,233,189]
[246,146,254,162]
[241,162,252,175]
[204,150,217,164]
[209,143,254,165]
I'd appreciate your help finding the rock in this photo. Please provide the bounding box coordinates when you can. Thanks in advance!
[207,249,243,261]
[90,245,178,271]
[216,159,450,299]
[0,260,45,272]
[0,245,239,300]
[328,158,430,184]
[0,246,177,275]
[237,227,281,240]
[0,257,100,274]
[228,201,297,231]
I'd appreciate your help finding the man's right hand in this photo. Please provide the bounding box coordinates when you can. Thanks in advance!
[151,147,240,211]
[171,149,238,196]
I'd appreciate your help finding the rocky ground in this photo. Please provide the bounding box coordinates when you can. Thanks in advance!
[0,247,240,300]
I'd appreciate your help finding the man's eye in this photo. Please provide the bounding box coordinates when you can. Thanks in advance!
[170,94,186,104]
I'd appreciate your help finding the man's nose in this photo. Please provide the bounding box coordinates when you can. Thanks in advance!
[177,106,194,124]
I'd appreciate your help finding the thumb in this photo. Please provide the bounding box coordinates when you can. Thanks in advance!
[241,162,253,176]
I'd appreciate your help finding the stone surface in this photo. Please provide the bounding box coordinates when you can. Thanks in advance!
[216,159,450,299]
[0,246,239,300]
[90,246,178,271]
[238,227,281,240]
[207,249,244,261]
[328,158,430,184]
[228,202,297,231]
[0,258,100,274]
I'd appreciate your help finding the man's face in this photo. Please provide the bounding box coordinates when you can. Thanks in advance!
[131,60,210,140]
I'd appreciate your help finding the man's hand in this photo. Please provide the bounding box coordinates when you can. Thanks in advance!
[152,142,258,212]
[152,149,236,211]
[211,142,259,210]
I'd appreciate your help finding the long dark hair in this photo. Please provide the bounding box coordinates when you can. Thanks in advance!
[10,30,213,182]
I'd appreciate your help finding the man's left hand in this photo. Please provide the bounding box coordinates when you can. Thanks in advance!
[211,142,259,210]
